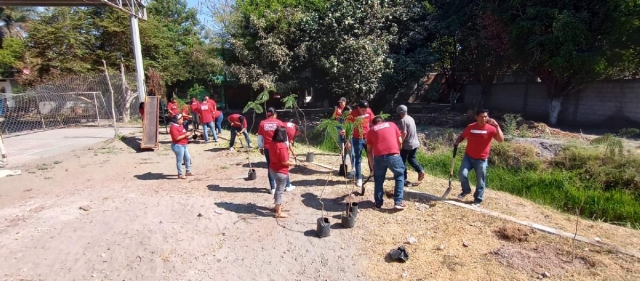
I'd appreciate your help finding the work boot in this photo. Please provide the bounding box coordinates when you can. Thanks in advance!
[274,204,289,218]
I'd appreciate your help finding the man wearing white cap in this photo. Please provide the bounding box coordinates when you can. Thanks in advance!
[397,105,425,186]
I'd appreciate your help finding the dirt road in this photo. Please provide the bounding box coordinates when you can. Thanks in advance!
[0,128,639,281]
[0,130,365,281]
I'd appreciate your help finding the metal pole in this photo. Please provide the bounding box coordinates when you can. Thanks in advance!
[130,15,146,102]
[93,92,101,127]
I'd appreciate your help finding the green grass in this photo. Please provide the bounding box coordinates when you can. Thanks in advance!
[416,149,640,229]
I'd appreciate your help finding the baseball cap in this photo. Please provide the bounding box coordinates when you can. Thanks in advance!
[397,105,407,114]
[338,97,347,103]
[357,100,369,108]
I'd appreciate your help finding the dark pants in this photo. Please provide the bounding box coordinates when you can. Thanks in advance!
[183,120,191,131]
[400,148,424,180]
[230,127,251,147]
[264,148,291,189]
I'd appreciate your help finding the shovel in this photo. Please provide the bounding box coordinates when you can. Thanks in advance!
[441,145,458,199]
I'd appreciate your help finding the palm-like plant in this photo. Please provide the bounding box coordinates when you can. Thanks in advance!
[242,89,270,132]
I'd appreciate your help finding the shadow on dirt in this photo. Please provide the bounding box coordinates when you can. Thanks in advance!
[214,202,272,217]
[207,184,268,194]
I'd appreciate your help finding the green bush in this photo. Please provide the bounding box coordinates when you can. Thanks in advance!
[503,113,522,136]
[416,145,640,229]
[489,142,543,171]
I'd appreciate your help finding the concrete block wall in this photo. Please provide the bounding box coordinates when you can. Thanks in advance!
[464,80,640,127]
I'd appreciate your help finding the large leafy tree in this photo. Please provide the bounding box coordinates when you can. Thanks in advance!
[504,0,640,125]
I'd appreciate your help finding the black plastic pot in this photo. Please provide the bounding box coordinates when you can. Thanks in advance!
[316,217,331,238]
[306,152,315,162]
[338,164,349,178]
[348,202,359,218]
[341,212,356,228]
[247,168,257,180]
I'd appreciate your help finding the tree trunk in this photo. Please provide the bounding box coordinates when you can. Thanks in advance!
[548,96,563,125]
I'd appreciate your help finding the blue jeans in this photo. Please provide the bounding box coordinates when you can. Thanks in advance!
[400,148,424,180]
[171,144,191,175]
[192,113,199,130]
[458,154,488,203]
[215,113,224,134]
[373,154,405,206]
[230,127,251,147]
[352,138,367,179]
[183,120,191,131]
[202,121,217,141]
[264,148,291,189]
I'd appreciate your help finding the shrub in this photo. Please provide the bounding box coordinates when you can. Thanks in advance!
[503,113,523,136]
[489,142,542,171]
[618,128,640,138]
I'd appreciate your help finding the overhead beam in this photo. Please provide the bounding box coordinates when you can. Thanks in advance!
[0,0,147,20]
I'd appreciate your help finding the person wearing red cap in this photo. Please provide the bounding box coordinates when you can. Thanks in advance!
[342,100,375,187]
[227,113,252,149]
[366,116,406,209]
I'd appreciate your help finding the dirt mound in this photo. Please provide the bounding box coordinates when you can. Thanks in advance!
[511,137,565,158]
[494,225,536,242]
[520,121,588,140]
[491,243,594,279]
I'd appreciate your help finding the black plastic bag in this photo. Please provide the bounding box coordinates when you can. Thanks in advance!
[388,245,409,262]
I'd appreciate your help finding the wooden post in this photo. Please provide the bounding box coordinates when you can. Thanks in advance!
[102,60,119,137]
[93,92,101,127]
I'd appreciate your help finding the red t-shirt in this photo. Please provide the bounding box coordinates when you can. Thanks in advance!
[139,108,144,121]
[168,101,179,117]
[285,122,297,142]
[367,122,401,156]
[214,110,223,118]
[181,105,191,120]
[169,123,188,145]
[347,108,375,139]
[258,117,284,148]
[228,114,247,128]
[461,123,498,159]
[197,103,214,123]
[190,101,200,113]
[268,141,290,174]
[208,99,216,109]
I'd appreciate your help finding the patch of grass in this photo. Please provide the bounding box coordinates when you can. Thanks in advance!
[417,144,640,228]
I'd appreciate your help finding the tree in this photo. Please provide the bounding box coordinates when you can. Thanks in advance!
[303,0,397,104]
[504,0,640,125]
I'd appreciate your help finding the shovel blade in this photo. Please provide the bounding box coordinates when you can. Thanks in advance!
[441,177,453,199]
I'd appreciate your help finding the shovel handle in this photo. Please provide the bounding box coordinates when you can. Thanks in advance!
[449,145,458,176]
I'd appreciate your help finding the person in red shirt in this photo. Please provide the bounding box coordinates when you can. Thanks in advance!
[269,126,296,218]
[181,104,192,131]
[227,113,253,149]
[453,109,504,207]
[259,108,295,193]
[366,116,406,209]
[214,110,224,135]
[169,114,193,179]
[332,97,347,121]
[196,97,218,142]
[342,100,375,187]
[190,98,200,131]
[167,97,179,117]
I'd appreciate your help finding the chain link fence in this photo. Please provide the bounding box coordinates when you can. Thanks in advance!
[0,73,140,137]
